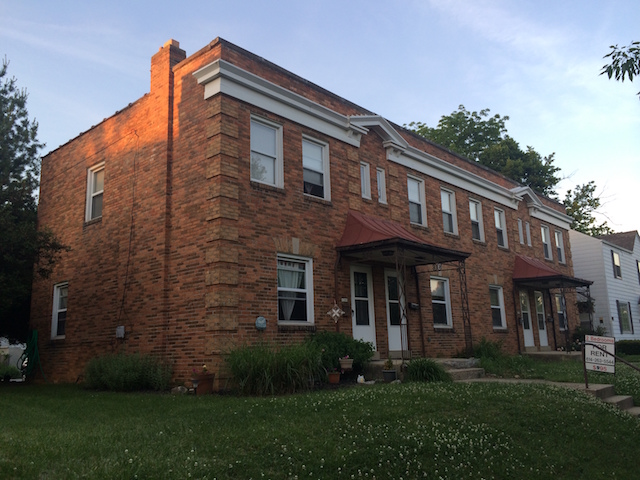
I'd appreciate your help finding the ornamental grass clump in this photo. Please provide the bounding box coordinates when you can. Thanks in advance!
[405,358,452,382]
[83,353,172,392]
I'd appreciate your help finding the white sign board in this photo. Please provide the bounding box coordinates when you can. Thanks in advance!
[584,335,615,373]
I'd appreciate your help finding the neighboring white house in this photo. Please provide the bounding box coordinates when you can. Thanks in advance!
[569,230,640,340]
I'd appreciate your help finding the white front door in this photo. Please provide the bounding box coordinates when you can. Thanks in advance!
[385,269,407,352]
[351,266,377,349]
[534,291,549,347]
[519,291,535,348]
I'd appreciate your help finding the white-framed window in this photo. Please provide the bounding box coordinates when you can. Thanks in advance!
[302,136,330,200]
[51,282,68,339]
[408,175,426,226]
[637,260,640,285]
[554,230,565,264]
[617,300,633,334]
[440,188,457,234]
[518,219,524,244]
[376,168,387,204]
[250,116,283,187]
[612,250,622,279]
[85,163,105,221]
[360,162,371,199]
[494,208,508,248]
[430,276,452,327]
[489,286,506,329]
[469,199,484,241]
[541,225,552,260]
[555,294,567,331]
[277,254,314,324]
[525,221,532,246]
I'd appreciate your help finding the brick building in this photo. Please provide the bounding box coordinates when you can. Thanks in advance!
[31,38,590,384]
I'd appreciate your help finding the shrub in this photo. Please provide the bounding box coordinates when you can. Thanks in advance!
[304,331,374,371]
[616,340,640,356]
[473,338,504,360]
[225,342,325,396]
[572,324,607,344]
[83,353,172,392]
[0,363,21,380]
[405,358,452,382]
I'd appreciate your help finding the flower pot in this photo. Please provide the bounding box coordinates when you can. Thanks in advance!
[192,373,215,395]
[339,358,354,371]
[327,371,341,384]
[382,369,397,383]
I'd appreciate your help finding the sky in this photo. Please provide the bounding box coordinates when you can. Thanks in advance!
[1,0,638,232]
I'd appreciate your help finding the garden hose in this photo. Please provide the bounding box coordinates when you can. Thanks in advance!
[18,330,46,381]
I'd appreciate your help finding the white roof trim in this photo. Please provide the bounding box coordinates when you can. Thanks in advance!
[510,186,573,229]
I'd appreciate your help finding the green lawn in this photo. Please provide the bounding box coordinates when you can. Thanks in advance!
[1,381,639,479]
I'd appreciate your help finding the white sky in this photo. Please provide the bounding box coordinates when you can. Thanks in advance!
[1,0,638,232]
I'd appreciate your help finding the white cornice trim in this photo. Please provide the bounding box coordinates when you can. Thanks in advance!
[510,186,572,229]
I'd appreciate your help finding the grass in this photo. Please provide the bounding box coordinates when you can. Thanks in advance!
[1,382,639,479]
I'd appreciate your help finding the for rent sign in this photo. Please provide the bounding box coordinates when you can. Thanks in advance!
[584,335,615,373]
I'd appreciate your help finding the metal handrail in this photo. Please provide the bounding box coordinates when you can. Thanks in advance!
[582,342,640,389]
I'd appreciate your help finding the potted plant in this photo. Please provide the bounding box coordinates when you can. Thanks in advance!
[327,368,341,384]
[339,355,354,371]
[191,364,215,395]
[382,358,397,382]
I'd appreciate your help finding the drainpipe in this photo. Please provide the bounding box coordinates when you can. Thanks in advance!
[413,266,426,357]
[334,252,341,333]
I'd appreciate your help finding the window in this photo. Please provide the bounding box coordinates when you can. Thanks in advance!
[440,188,457,234]
[518,219,524,244]
[554,230,565,263]
[250,117,283,187]
[85,163,105,221]
[525,221,532,246]
[612,250,622,278]
[302,137,330,200]
[469,199,484,241]
[489,286,506,329]
[408,176,426,226]
[637,260,640,285]
[277,255,314,323]
[494,208,507,248]
[376,168,387,204]
[51,283,68,339]
[360,162,371,199]
[617,300,633,334]
[430,276,452,327]
[541,225,552,260]
[555,294,567,331]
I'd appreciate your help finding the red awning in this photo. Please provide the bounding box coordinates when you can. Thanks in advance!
[513,254,592,289]
[336,210,469,266]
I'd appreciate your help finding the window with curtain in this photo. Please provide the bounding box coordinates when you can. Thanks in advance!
[277,255,313,323]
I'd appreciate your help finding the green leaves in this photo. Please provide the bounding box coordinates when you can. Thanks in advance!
[601,41,640,98]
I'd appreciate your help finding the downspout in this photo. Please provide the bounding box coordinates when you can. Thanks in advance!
[334,252,342,333]
[413,266,426,357]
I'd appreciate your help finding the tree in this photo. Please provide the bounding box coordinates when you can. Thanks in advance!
[0,58,67,340]
[563,181,613,236]
[601,41,640,98]
[407,105,561,196]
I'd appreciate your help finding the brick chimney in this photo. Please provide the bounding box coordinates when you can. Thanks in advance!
[150,39,187,94]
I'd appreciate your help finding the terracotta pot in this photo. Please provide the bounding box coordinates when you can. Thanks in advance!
[327,371,341,384]
[339,358,354,370]
[192,373,215,395]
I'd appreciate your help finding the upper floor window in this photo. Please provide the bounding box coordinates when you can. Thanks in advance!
[360,162,371,199]
[541,225,552,260]
[525,221,532,246]
[554,230,565,264]
[612,250,622,278]
[430,276,452,327]
[469,199,484,241]
[250,117,283,187]
[518,219,524,244]
[440,188,457,234]
[277,254,314,324]
[85,163,104,221]
[408,176,426,226]
[494,208,507,248]
[637,260,640,285]
[489,286,506,329]
[51,282,68,339]
[376,168,387,204]
[302,137,330,200]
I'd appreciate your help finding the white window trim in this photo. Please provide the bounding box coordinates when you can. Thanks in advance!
[360,161,371,199]
[517,219,524,244]
[430,276,452,328]
[440,188,458,235]
[525,221,532,246]
[85,162,105,222]
[250,115,284,188]
[376,167,387,204]
[302,135,330,201]
[51,282,68,340]
[469,198,484,242]
[554,230,565,264]
[277,254,314,325]
[612,250,622,279]
[490,285,507,329]
[494,208,508,249]
[541,225,552,260]
[408,175,427,227]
